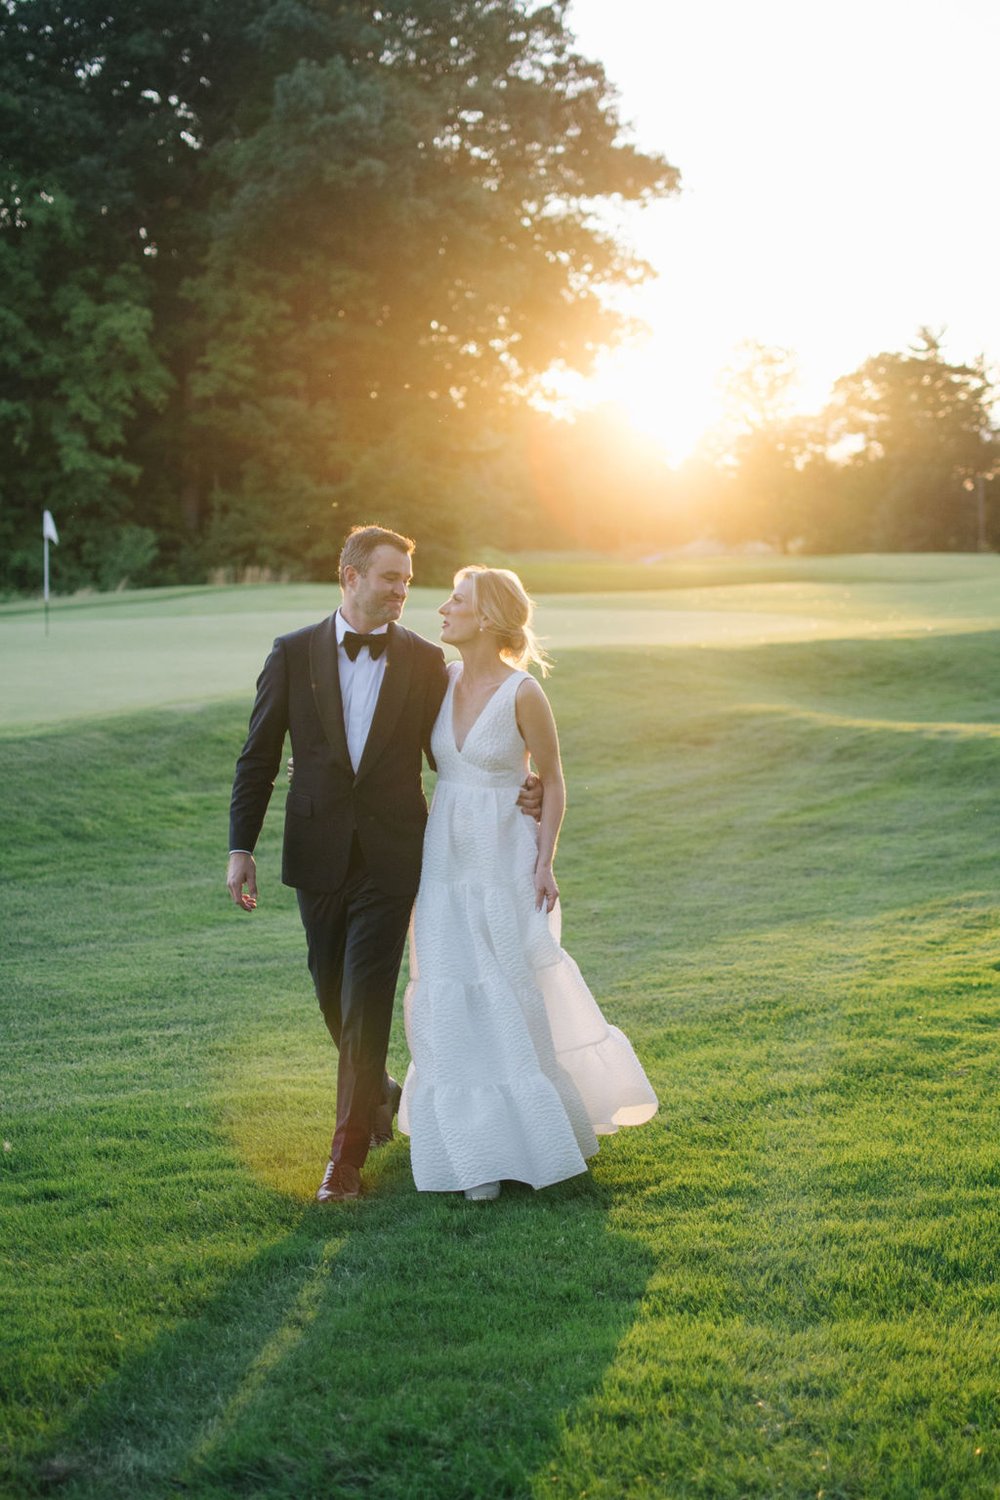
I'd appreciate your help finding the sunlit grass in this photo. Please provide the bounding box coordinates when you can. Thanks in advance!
[4,554,1000,734]
[2,578,999,1497]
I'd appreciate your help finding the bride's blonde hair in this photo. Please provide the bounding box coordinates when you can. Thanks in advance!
[458,565,552,676]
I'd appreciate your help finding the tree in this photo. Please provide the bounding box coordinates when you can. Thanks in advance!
[186,1,677,576]
[0,0,374,584]
[707,342,820,551]
[0,0,678,589]
[0,193,171,589]
[825,330,998,550]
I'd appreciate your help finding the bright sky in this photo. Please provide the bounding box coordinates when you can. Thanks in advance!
[560,0,1000,462]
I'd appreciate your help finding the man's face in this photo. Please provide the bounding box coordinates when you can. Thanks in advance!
[342,545,413,629]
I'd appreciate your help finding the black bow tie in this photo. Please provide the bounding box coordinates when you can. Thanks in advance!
[342,630,388,662]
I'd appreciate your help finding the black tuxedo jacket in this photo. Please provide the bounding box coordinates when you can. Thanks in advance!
[229,616,448,898]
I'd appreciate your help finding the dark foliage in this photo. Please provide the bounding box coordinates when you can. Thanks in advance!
[0,0,676,589]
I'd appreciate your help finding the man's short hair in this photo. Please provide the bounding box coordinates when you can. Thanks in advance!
[338,525,415,586]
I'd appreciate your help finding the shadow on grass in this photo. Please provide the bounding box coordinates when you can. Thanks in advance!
[25,1146,653,1500]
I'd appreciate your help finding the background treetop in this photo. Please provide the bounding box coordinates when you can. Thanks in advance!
[0,0,678,590]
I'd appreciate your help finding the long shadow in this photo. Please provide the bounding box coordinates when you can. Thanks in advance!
[20,1146,653,1500]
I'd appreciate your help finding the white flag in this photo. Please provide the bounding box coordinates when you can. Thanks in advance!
[43,510,59,545]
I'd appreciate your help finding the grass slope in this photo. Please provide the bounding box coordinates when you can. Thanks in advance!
[2,589,999,1497]
[5,553,1000,734]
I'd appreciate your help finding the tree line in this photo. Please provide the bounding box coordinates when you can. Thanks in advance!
[2,2,996,595]
[687,332,998,556]
[0,0,675,592]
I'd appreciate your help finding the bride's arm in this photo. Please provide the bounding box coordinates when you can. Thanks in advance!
[515,678,565,913]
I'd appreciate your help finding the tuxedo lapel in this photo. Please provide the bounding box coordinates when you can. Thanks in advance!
[356,623,412,783]
[309,615,353,771]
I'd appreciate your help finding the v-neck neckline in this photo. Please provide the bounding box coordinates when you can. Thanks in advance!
[451,668,519,755]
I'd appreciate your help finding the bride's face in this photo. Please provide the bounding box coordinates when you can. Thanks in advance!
[438,580,479,644]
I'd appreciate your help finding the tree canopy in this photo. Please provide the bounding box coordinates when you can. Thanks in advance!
[0,0,677,589]
[4,5,997,589]
[683,333,998,556]
[825,331,996,550]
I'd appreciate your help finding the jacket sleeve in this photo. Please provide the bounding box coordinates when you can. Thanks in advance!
[228,638,290,853]
[421,649,449,772]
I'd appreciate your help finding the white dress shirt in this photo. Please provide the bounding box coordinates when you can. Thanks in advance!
[336,609,389,772]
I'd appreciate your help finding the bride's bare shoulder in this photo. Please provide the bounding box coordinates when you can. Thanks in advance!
[514,673,556,726]
[514,672,547,702]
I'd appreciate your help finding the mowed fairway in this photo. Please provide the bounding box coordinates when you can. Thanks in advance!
[2,555,999,1499]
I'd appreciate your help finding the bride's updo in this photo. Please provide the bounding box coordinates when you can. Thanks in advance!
[458,565,552,676]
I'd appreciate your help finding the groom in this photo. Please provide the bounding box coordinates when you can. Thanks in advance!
[227,525,445,1201]
[227,525,539,1203]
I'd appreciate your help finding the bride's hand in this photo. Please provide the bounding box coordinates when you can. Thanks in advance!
[534,862,559,914]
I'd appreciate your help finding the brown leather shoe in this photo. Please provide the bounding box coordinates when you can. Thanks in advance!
[370,1080,403,1148]
[316,1161,361,1202]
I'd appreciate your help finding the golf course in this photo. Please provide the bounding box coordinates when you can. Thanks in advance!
[2,552,999,1499]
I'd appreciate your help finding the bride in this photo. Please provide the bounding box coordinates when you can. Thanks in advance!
[398,565,657,1200]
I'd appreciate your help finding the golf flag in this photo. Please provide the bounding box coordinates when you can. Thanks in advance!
[42,510,59,632]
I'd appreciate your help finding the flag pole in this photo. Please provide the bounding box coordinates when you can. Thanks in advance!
[42,510,59,634]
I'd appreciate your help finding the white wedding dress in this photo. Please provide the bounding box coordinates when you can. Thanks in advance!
[398,663,657,1192]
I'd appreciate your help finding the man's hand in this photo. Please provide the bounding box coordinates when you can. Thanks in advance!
[516,772,543,822]
[227,852,258,911]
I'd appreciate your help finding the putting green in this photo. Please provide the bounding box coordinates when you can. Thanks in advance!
[3,556,1000,734]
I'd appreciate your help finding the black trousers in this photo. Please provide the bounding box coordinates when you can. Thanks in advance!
[296,841,413,1169]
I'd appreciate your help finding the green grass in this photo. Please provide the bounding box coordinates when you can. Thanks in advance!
[2,560,1000,1498]
[483,548,1000,596]
[5,553,1000,734]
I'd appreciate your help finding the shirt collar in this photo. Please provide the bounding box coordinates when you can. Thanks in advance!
[335,609,389,644]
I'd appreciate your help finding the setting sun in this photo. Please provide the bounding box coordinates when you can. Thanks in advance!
[558,0,1000,470]
[544,337,724,466]
[535,266,751,468]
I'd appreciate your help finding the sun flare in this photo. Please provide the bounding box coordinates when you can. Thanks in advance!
[589,346,723,465]
[543,338,726,467]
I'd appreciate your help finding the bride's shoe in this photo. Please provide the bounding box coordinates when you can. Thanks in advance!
[464,1181,501,1201]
